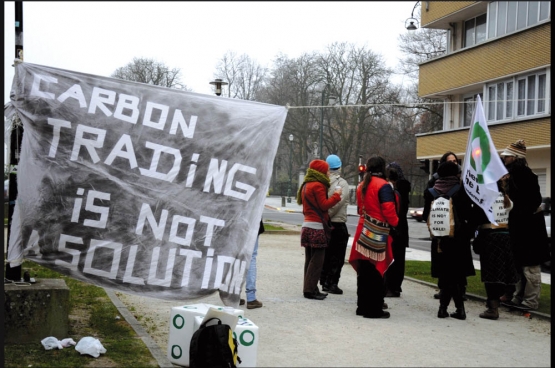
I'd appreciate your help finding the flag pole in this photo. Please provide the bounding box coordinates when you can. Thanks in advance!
[6,1,24,281]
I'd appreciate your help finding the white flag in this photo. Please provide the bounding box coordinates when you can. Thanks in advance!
[462,95,508,225]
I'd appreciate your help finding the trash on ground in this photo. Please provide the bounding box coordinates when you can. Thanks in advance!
[60,338,77,347]
[41,337,78,350]
[75,337,107,358]
[41,337,63,350]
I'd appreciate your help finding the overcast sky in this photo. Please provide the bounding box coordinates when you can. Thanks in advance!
[4,1,417,102]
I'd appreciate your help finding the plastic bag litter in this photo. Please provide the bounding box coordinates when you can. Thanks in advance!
[41,336,63,350]
[75,337,107,358]
[60,338,77,347]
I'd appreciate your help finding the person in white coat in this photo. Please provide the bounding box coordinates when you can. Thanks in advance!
[320,154,351,294]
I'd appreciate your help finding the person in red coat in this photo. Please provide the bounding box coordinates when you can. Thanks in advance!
[297,159,342,300]
[349,156,398,318]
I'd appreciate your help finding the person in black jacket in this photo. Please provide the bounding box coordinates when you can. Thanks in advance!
[426,152,467,301]
[422,161,475,319]
[500,140,550,311]
[384,162,411,298]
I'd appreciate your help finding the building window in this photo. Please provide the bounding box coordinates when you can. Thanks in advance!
[488,1,551,39]
[517,79,526,115]
[538,74,546,113]
[486,70,549,122]
[464,13,487,48]
[505,81,513,118]
[463,93,483,127]
[526,75,536,115]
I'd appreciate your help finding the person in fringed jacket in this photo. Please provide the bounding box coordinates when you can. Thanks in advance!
[349,156,398,319]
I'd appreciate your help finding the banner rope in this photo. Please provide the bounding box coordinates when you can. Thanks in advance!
[285,99,548,109]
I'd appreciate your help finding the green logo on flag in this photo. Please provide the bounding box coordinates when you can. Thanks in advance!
[469,122,491,184]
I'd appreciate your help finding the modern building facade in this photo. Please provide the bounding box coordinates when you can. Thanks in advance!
[415,1,551,197]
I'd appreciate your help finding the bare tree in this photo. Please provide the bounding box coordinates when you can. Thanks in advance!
[392,26,449,201]
[314,42,398,184]
[396,27,447,133]
[111,57,187,89]
[397,28,448,80]
[260,52,322,191]
[214,51,267,100]
[212,41,437,194]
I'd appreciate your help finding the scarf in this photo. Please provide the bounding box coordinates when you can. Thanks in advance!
[433,175,460,195]
[296,168,330,205]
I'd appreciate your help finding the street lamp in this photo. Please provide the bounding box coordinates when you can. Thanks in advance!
[405,1,421,30]
[209,78,228,96]
[319,84,337,159]
[287,134,294,202]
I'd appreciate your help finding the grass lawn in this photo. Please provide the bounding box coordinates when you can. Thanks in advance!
[4,260,158,368]
[405,260,551,315]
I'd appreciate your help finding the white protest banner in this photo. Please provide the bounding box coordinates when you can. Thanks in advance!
[462,95,507,225]
[5,62,287,304]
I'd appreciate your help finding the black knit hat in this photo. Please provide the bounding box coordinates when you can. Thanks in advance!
[437,161,459,178]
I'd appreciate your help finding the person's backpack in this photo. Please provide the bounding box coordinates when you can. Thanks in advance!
[426,184,460,239]
[189,317,241,368]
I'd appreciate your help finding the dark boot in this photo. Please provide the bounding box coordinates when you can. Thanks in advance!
[438,287,451,318]
[450,306,466,320]
[326,284,343,295]
[479,299,499,320]
[314,287,328,297]
[437,305,449,318]
[450,285,466,320]
[320,277,330,291]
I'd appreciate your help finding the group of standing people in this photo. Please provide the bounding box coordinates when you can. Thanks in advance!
[421,139,549,321]
[292,138,548,321]
[298,154,411,319]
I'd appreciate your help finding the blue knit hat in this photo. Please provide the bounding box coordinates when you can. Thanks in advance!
[326,154,342,170]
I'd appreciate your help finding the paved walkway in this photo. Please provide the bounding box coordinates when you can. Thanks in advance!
[115,196,552,367]
[116,231,551,368]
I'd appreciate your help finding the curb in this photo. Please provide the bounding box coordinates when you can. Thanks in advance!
[263,230,300,235]
[105,288,175,368]
[264,204,360,216]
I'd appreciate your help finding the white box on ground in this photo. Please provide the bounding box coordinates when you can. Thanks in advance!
[193,315,259,367]
[167,303,246,367]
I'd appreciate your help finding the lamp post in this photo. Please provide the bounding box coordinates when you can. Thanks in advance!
[209,78,228,96]
[319,84,336,159]
[287,134,294,202]
[405,1,421,30]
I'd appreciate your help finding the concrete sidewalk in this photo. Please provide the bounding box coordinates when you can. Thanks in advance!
[112,196,552,367]
[116,231,551,368]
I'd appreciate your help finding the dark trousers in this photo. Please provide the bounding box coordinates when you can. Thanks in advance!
[320,222,349,286]
[438,277,466,308]
[484,282,505,302]
[304,247,326,293]
[356,260,385,316]
[384,238,406,293]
